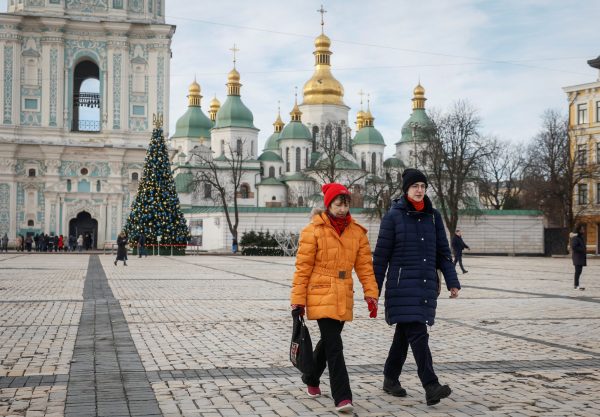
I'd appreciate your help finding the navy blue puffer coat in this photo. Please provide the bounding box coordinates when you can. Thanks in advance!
[373,195,460,326]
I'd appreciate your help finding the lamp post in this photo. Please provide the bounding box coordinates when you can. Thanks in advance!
[410,122,420,169]
[157,235,161,256]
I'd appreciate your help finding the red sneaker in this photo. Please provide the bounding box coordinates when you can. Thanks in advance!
[307,385,321,397]
[335,399,353,413]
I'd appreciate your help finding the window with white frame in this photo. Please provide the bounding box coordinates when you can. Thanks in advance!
[577,103,588,124]
[578,183,588,205]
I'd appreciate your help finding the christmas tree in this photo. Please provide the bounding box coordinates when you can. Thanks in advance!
[124,114,190,254]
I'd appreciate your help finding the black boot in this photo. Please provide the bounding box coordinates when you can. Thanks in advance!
[425,382,451,406]
[383,377,407,397]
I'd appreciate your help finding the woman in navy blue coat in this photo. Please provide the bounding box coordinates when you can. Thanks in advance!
[373,168,460,406]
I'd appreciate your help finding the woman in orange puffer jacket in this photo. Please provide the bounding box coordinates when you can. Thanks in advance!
[290,183,379,414]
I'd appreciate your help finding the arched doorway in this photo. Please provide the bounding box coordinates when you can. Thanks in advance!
[69,211,98,249]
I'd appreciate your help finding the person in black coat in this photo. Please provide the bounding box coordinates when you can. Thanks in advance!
[137,232,147,258]
[571,224,586,290]
[373,168,461,406]
[114,232,128,266]
[451,229,470,274]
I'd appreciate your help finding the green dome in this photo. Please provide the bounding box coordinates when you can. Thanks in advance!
[213,95,256,129]
[383,157,405,169]
[353,126,385,145]
[258,151,283,162]
[278,121,312,141]
[172,107,212,138]
[399,109,434,143]
[264,132,280,151]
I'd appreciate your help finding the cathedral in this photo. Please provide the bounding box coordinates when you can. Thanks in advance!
[171,25,432,210]
[0,0,174,248]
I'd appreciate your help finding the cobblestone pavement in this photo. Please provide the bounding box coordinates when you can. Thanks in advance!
[1,253,599,416]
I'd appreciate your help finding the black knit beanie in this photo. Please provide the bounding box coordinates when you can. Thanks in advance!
[402,168,428,193]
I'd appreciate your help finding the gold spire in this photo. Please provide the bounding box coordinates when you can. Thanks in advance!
[412,83,426,110]
[187,78,202,107]
[209,94,220,122]
[356,89,366,129]
[290,88,303,122]
[363,95,374,127]
[227,44,242,96]
[274,101,285,132]
[302,8,344,105]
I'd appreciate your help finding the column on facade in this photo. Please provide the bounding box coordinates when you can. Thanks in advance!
[41,28,65,128]
[106,29,129,132]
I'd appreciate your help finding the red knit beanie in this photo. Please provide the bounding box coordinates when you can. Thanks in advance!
[322,183,350,208]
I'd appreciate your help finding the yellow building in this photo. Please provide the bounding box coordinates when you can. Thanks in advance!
[564,55,600,253]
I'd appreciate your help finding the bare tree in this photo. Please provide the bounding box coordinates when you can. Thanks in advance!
[523,109,592,229]
[362,164,404,219]
[477,137,526,209]
[421,100,490,238]
[189,139,253,243]
[309,121,367,187]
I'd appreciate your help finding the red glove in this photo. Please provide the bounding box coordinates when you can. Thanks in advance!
[291,304,305,317]
[365,297,378,318]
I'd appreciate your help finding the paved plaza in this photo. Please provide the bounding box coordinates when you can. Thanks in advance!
[0,253,599,416]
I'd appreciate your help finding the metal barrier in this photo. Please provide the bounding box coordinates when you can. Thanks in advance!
[102,243,205,256]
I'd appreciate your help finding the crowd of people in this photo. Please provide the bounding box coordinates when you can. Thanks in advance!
[1,232,94,253]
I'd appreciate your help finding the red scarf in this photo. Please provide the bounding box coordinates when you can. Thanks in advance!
[326,212,352,236]
[407,196,425,211]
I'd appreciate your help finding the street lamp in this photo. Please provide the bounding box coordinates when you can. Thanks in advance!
[157,235,161,256]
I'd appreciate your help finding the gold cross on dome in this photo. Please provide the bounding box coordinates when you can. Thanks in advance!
[317,5,327,32]
[358,89,365,109]
[229,43,240,68]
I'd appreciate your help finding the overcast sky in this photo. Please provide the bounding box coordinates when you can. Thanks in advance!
[3,1,599,154]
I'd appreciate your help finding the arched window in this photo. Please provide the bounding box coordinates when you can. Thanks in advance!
[272,195,277,201]
[268,166,275,177]
[236,138,243,155]
[204,183,211,198]
[325,124,332,142]
[240,184,250,199]
[27,220,34,227]
[361,154,366,171]
[306,148,309,167]
[295,148,301,172]
[298,196,304,207]
[66,179,72,192]
[286,148,290,172]
[221,140,225,155]
[132,172,139,181]
[28,169,36,177]
[72,60,100,132]
[96,180,101,192]
[279,167,282,175]
[337,127,343,149]
[371,153,377,174]
[312,125,319,141]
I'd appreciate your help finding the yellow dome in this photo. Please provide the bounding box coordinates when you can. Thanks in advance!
[210,95,220,109]
[189,80,201,94]
[414,83,425,96]
[228,68,240,83]
[302,32,345,106]
[315,33,331,50]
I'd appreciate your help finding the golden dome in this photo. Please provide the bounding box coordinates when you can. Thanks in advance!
[315,33,331,50]
[228,68,240,83]
[210,95,220,108]
[412,83,427,110]
[290,100,302,122]
[273,113,285,132]
[189,79,201,94]
[187,79,202,107]
[302,32,345,106]
[355,110,366,130]
[363,110,374,127]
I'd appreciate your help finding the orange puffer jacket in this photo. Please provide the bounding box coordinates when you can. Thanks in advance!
[290,210,379,321]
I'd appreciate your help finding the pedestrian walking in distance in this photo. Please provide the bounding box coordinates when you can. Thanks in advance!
[138,232,147,258]
[571,224,586,290]
[290,183,379,414]
[1,233,8,253]
[373,168,461,406]
[451,229,470,274]
[114,232,128,266]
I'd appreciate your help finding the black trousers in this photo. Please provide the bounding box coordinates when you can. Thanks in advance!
[302,318,352,404]
[574,265,583,287]
[383,322,438,387]
[454,252,466,272]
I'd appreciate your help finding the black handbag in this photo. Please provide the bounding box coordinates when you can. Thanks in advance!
[290,309,314,374]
